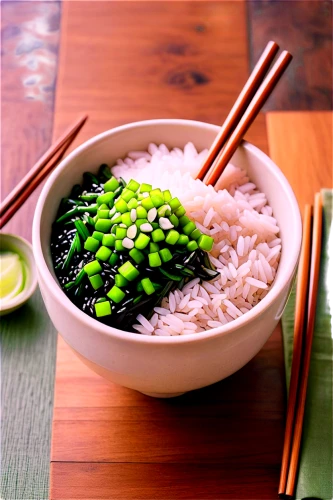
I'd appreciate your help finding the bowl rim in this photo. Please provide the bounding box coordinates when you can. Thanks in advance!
[0,233,38,311]
[32,118,302,344]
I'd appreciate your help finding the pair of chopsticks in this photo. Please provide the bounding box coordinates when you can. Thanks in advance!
[279,193,323,498]
[0,115,88,230]
[197,41,292,185]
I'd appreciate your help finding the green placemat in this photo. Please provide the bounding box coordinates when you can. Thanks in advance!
[1,289,57,500]
[282,189,333,500]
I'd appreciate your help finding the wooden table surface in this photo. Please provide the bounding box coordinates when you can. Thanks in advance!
[1,2,332,499]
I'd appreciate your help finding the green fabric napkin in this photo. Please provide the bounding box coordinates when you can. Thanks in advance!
[282,189,333,500]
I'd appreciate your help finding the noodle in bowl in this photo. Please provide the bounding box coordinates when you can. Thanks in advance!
[33,120,301,397]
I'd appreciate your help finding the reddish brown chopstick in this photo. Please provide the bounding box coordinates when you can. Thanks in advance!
[196,40,279,182]
[0,114,88,229]
[285,193,323,497]
[204,50,292,186]
[278,204,313,496]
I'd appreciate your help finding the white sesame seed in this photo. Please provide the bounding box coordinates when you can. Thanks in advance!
[127,225,137,239]
[159,217,174,230]
[130,209,137,222]
[147,207,157,222]
[122,237,134,249]
[140,223,153,232]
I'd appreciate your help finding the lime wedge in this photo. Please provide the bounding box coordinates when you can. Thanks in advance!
[0,251,24,303]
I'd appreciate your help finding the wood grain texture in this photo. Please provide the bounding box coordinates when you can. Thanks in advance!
[267,111,332,209]
[1,3,60,499]
[51,326,285,499]
[52,0,268,153]
[247,0,332,111]
[50,463,278,500]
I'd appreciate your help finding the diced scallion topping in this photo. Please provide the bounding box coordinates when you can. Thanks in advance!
[95,301,112,317]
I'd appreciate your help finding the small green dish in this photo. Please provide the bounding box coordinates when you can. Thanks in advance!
[0,233,37,316]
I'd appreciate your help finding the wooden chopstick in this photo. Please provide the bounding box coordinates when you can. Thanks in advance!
[196,40,279,182]
[204,50,292,186]
[278,204,313,496]
[0,114,88,229]
[285,192,323,497]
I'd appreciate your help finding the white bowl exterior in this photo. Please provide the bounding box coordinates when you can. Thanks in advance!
[33,120,301,395]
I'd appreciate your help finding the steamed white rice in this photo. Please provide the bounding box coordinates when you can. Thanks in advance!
[112,143,281,336]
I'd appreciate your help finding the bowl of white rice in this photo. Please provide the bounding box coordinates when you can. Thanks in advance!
[33,119,302,397]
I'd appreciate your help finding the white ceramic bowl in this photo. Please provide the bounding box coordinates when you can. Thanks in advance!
[33,119,301,397]
[0,233,37,315]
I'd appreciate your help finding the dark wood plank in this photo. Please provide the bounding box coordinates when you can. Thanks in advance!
[267,111,333,209]
[0,3,60,499]
[50,462,278,500]
[53,0,268,153]
[247,0,332,111]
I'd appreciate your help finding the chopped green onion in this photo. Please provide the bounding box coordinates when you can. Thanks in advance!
[97,209,110,219]
[169,214,179,227]
[151,194,164,208]
[115,199,128,213]
[102,234,116,247]
[151,228,165,243]
[110,212,122,224]
[190,228,201,241]
[163,190,172,202]
[84,236,100,252]
[157,205,171,217]
[140,183,152,193]
[187,241,198,251]
[115,240,125,251]
[159,248,173,263]
[121,189,136,203]
[77,204,98,215]
[118,261,140,281]
[84,260,102,276]
[169,197,181,211]
[135,218,148,228]
[121,212,132,227]
[97,192,115,206]
[141,277,155,295]
[107,285,126,303]
[149,242,160,253]
[183,221,196,236]
[129,248,145,264]
[198,234,214,252]
[127,179,140,192]
[109,252,119,266]
[89,274,104,290]
[148,252,162,267]
[165,229,180,245]
[56,207,79,223]
[179,215,191,227]
[127,198,138,209]
[104,176,120,192]
[174,206,186,218]
[115,274,129,288]
[95,301,112,317]
[136,206,147,219]
[95,218,112,233]
[96,246,112,261]
[176,234,189,245]
[141,197,154,211]
[115,227,127,239]
[134,233,150,249]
